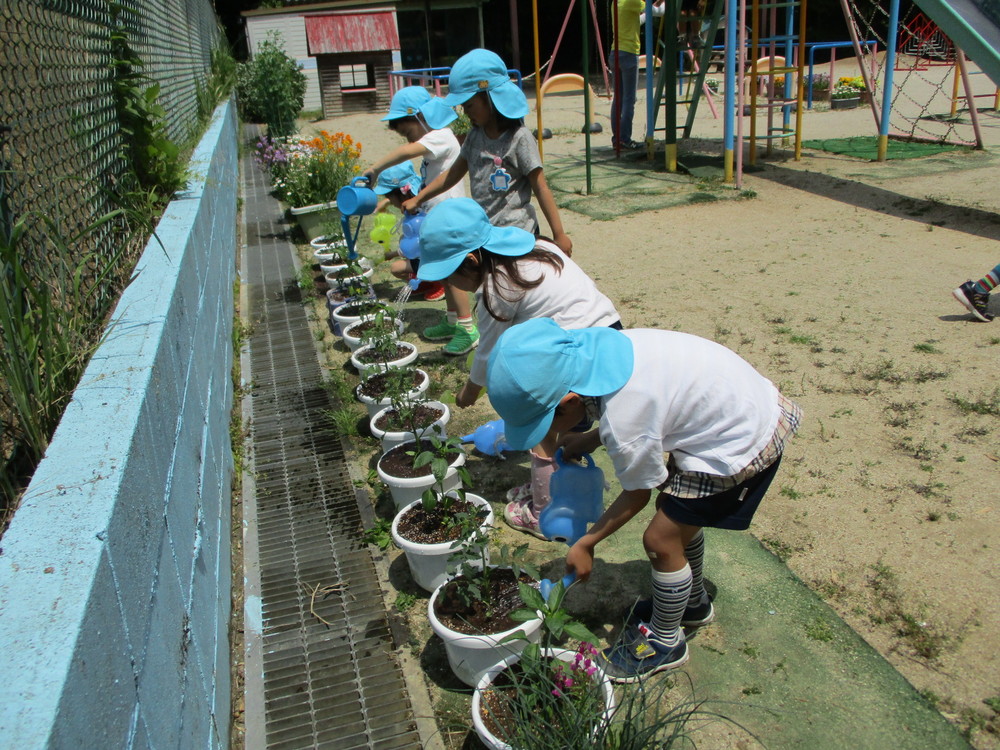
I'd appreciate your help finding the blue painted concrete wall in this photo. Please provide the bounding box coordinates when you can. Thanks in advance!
[0,100,238,748]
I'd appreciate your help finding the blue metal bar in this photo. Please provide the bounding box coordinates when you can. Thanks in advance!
[724,0,736,178]
[645,0,655,142]
[881,0,900,141]
[805,40,876,108]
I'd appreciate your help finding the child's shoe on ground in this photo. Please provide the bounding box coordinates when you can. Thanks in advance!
[418,280,446,301]
[952,281,993,322]
[601,623,689,683]
[443,325,479,355]
[503,496,547,540]
[423,317,459,340]
[505,483,531,503]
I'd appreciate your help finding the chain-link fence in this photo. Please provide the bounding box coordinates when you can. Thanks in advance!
[0,0,222,516]
[1,0,220,243]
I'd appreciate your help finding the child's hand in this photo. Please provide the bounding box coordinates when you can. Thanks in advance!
[566,541,595,582]
[560,429,601,461]
[455,380,483,408]
[400,196,420,215]
[553,231,573,257]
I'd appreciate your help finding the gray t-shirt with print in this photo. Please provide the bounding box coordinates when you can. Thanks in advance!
[460,125,542,233]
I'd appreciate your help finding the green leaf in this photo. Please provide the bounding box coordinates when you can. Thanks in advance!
[562,620,601,645]
[518,581,546,610]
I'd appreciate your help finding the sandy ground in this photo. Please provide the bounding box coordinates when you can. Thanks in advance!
[304,63,1000,747]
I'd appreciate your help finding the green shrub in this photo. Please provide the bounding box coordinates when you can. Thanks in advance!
[236,32,306,137]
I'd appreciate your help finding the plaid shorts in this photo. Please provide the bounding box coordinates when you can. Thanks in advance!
[659,393,802,500]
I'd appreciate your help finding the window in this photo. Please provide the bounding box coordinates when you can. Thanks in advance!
[339,64,372,90]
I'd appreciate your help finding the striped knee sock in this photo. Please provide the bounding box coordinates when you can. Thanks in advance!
[685,531,708,607]
[649,565,692,647]
[973,264,1000,295]
[457,315,475,332]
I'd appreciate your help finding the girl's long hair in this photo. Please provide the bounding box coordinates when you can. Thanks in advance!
[458,240,564,321]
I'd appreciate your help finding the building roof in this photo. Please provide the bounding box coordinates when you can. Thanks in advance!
[304,10,400,54]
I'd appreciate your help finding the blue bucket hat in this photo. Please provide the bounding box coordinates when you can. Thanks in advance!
[443,49,529,119]
[416,197,535,281]
[381,86,457,130]
[374,162,422,196]
[486,318,634,450]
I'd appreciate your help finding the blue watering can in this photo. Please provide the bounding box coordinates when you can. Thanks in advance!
[399,211,425,260]
[537,448,605,602]
[338,176,377,260]
[460,419,512,456]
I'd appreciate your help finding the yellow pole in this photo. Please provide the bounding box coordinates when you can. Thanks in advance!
[794,0,807,160]
[533,0,543,160]
[950,60,961,118]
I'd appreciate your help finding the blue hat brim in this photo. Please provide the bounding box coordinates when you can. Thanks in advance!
[488,81,529,119]
[416,224,534,282]
[487,320,634,450]
[420,99,458,129]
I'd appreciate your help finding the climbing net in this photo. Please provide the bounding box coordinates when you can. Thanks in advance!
[840,0,986,146]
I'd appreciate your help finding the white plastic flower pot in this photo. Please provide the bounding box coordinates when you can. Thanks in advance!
[324,257,374,290]
[391,493,494,593]
[331,298,390,332]
[290,201,338,241]
[311,235,349,255]
[350,340,418,377]
[471,648,617,750]
[370,400,450,453]
[377,438,466,511]
[342,315,405,353]
[356,369,430,419]
[428,574,543,688]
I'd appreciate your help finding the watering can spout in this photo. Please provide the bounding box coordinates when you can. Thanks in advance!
[460,419,512,456]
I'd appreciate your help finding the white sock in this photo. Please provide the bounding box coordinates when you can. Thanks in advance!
[446,311,458,325]
[457,315,475,332]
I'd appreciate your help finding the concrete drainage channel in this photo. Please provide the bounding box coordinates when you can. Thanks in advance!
[240,140,424,749]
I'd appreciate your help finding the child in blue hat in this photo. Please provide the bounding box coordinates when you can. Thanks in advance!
[486,318,802,682]
[362,86,477,352]
[371,163,445,300]
[402,49,573,259]
[416,198,621,539]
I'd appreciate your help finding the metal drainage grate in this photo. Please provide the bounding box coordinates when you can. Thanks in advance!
[241,138,422,750]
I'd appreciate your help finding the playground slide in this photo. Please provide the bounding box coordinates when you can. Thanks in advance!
[913,0,1000,86]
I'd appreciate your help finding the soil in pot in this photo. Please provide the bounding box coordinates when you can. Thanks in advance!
[358,369,426,401]
[379,438,445,478]
[348,317,399,341]
[337,300,387,319]
[434,569,535,635]
[374,404,445,434]
[396,496,488,545]
[356,343,411,364]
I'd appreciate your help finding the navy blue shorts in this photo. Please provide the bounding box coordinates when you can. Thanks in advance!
[656,456,782,530]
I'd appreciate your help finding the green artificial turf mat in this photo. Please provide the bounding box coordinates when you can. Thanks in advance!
[802,136,967,160]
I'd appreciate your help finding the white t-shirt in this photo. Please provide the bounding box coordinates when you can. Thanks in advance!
[470,240,620,385]
[599,329,780,490]
[418,128,465,208]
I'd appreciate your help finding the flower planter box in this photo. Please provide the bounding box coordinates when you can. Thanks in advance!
[830,96,861,110]
[290,200,339,241]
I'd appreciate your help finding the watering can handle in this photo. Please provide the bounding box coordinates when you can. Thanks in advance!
[352,175,370,187]
[554,447,594,469]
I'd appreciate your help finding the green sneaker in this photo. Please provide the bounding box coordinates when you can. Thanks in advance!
[443,326,479,356]
[423,319,459,340]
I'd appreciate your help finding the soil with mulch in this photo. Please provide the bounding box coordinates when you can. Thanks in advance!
[373,404,444,433]
[434,569,535,635]
[346,318,396,340]
[355,343,411,364]
[395,497,487,545]
[378,439,456,479]
[357,369,426,401]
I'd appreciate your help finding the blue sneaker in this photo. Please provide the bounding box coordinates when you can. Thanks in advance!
[628,596,716,628]
[600,623,689,683]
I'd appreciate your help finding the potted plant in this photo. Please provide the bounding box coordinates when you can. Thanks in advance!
[377,434,467,510]
[261,130,361,239]
[390,441,492,592]
[342,308,405,352]
[369,396,450,453]
[350,330,418,376]
[451,111,472,145]
[356,366,430,419]
[809,72,830,101]
[324,256,374,291]
[427,541,544,688]
[331,298,391,332]
[471,579,614,750]
[831,76,864,109]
